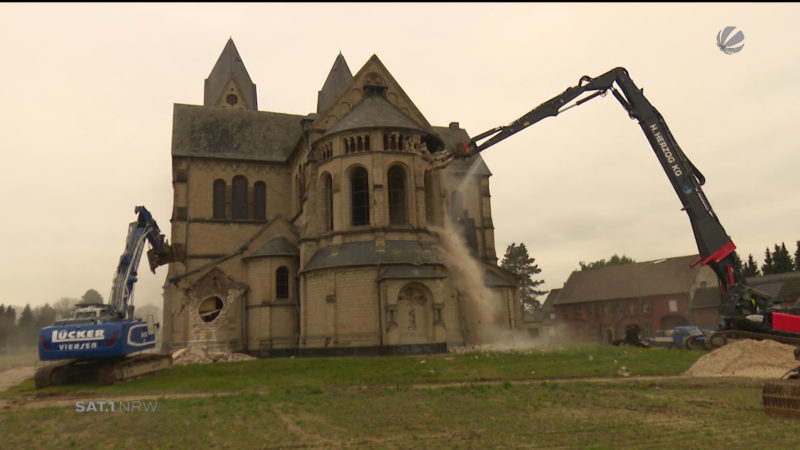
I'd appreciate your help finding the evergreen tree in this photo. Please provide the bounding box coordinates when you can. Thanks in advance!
[0,305,16,350]
[34,304,57,330]
[762,247,775,275]
[772,242,794,274]
[501,243,547,319]
[742,254,760,277]
[730,251,744,278]
[17,304,37,346]
[795,241,800,271]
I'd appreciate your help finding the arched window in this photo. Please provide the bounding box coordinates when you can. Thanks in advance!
[253,181,266,221]
[276,266,289,299]
[323,173,333,231]
[388,165,407,225]
[357,136,363,151]
[383,134,389,150]
[364,135,370,151]
[213,179,226,219]
[232,175,248,220]
[350,167,370,226]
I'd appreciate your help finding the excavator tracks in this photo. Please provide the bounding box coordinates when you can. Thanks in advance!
[34,353,173,389]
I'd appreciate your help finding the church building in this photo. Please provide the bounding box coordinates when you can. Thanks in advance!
[162,39,521,356]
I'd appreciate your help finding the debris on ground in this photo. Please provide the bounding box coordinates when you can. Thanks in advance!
[684,339,798,378]
[172,346,255,365]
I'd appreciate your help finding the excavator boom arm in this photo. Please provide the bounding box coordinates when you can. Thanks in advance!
[455,67,739,292]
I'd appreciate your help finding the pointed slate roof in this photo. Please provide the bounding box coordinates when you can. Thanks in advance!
[317,53,353,114]
[323,92,425,137]
[204,38,258,110]
[171,104,303,162]
[244,234,299,259]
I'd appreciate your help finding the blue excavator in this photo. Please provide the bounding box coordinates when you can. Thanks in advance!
[35,206,175,388]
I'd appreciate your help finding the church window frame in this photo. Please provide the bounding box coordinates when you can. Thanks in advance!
[276,266,290,300]
[387,164,408,225]
[253,181,266,221]
[322,172,334,231]
[213,179,226,219]
[232,175,248,220]
[349,166,370,226]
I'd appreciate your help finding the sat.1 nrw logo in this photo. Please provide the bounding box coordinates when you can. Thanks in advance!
[717,26,744,55]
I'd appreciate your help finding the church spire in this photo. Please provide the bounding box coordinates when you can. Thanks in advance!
[317,52,353,114]
[204,38,258,110]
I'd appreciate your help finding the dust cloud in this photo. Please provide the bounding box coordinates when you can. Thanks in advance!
[432,160,545,353]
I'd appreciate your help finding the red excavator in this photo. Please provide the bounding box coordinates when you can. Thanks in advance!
[440,67,800,417]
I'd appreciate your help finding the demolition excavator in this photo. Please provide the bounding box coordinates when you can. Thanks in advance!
[440,67,800,416]
[35,206,175,388]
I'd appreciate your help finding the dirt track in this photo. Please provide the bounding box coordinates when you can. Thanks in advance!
[0,366,34,393]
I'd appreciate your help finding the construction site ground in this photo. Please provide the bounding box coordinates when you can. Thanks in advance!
[2,342,800,448]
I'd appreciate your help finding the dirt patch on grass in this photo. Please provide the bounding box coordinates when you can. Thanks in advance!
[0,366,34,393]
[684,339,798,378]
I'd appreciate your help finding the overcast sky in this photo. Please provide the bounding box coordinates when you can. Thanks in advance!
[1,3,798,312]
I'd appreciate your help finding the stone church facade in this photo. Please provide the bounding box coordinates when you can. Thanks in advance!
[162,39,521,356]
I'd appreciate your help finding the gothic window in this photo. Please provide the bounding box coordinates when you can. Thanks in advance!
[388,165,407,225]
[253,181,266,221]
[350,166,369,226]
[323,173,333,231]
[213,179,226,219]
[232,175,248,220]
[276,266,289,299]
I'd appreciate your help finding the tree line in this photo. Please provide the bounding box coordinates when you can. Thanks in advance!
[734,240,800,277]
[0,289,103,351]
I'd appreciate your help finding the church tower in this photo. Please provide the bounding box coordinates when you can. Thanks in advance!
[204,38,258,110]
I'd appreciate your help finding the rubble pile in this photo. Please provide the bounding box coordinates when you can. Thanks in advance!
[172,346,255,365]
[684,339,799,378]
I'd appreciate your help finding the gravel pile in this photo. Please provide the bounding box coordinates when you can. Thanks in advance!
[172,347,255,365]
[684,339,799,378]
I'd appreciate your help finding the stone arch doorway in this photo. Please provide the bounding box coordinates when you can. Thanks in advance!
[396,283,433,345]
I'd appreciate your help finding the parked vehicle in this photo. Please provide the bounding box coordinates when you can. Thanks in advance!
[671,325,706,349]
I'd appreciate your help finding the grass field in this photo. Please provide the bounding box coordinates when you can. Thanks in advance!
[2,345,800,448]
